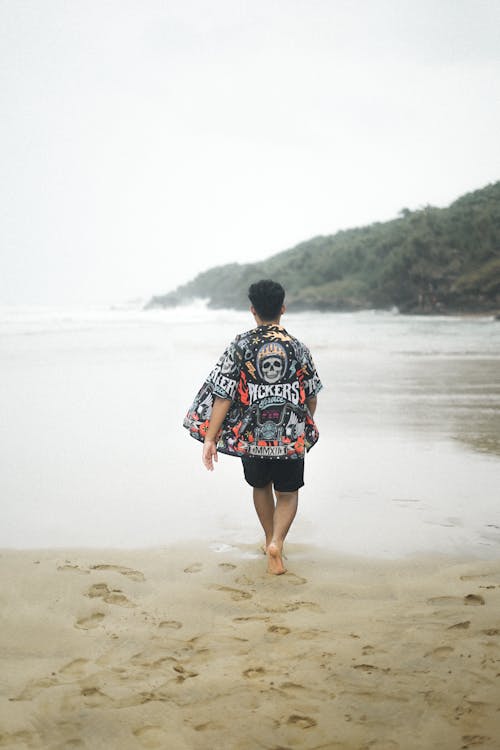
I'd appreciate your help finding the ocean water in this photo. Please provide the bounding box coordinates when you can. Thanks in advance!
[1,303,499,558]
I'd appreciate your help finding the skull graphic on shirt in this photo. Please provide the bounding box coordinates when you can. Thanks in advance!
[257,342,288,384]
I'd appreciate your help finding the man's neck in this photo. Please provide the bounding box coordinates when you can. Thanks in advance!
[255,316,281,327]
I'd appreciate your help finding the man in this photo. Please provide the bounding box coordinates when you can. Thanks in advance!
[184,279,322,575]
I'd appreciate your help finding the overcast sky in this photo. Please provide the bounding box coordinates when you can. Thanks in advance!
[1,0,500,306]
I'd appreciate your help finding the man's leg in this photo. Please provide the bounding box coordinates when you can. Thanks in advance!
[267,490,299,575]
[253,483,275,551]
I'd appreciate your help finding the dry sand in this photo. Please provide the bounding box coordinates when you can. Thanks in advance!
[1,543,500,750]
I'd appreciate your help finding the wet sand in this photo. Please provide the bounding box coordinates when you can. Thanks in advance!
[1,543,500,749]
[2,308,499,557]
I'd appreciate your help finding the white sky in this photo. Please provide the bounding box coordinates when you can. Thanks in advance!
[1,0,500,306]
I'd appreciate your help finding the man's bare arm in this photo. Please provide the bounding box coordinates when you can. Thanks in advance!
[202,397,232,471]
[306,395,317,417]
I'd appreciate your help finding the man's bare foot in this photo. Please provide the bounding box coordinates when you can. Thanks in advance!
[267,541,286,575]
[262,541,288,558]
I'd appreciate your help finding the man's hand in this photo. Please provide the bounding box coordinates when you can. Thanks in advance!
[201,398,231,471]
[202,439,218,471]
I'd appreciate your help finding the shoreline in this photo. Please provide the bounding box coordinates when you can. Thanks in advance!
[2,542,500,749]
[143,298,500,319]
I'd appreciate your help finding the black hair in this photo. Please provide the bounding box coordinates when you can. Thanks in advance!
[248,279,285,322]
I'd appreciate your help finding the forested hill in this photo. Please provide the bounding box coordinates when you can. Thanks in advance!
[146,181,500,314]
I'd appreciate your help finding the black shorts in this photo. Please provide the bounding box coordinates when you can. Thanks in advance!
[241,457,304,492]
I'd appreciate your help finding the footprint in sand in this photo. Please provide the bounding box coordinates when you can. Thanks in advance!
[482,628,500,636]
[427,595,462,606]
[284,573,307,586]
[298,628,329,640]
[184,563,203,573]
[159,620,183,630]
[263,600,321,613]
[427,594,485,607]
[243,667,265,678]
[130,650,177,669]
[80,686,114,708]
[85,583,135,607]
[9,677,59,702]
[59,658,90,677]
[57,563,90,575]
[105,592,134,606]
[75,612,105,630]
[188,633,248,660]
[448,621,471,630]
[286,714,317,729]
[194,721,224,732]
[133,726,170,749]
[218,563,237,571]
[280,681,306,692]
[86,583,110,598]
[425,646,455,660]
[233,615,271,623]
[130,639,194,667]
[462,736,492,749]
[234,574,255,586]
[173,665,199,682]
[90,564,145,582]
[268,625,291,635]
[464,594,485,606]
[135,689,170,705]
[352,663,380,673]
[212,585,253,601]
[359,644,388,656]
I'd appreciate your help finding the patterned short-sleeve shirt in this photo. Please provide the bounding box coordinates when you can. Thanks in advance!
[184,324,322,459]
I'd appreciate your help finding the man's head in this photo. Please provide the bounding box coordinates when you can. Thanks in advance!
[248,279,285,323]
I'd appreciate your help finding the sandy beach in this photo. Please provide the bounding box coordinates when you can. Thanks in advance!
[1,542,500,750]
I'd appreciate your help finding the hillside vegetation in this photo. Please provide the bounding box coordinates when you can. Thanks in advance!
[146,181,500,314]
